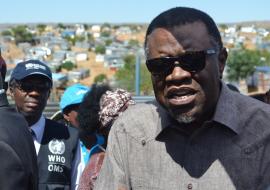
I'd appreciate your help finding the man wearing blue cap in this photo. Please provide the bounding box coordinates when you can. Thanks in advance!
[0,52,38,189]
[59,84,92,175]
[9,59,81,190]
[60,84,90,128]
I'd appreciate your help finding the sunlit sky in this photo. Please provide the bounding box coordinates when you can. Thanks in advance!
[1,0,270,24]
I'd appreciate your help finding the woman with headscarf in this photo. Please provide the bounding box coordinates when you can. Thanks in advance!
[78,86,135,190]
[76,84,111,172]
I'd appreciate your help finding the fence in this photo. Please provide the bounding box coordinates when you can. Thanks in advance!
[8,96,155,118]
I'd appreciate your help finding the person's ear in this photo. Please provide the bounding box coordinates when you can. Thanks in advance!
[218,47,228,79]
[63,113,70,122]
[45,89,51,100]
[9,86,14,97]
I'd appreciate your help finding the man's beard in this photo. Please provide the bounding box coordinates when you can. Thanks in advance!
[168,109,195,124]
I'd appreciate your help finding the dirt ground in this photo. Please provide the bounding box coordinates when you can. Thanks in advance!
[75,52,116,86]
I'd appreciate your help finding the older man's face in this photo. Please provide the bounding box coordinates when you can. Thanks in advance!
[145,21,227,125]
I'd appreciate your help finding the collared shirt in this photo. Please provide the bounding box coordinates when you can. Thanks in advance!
[30,116,82,190]
[0,89,5,95]
[30,116,45,154]
[94,82,270,190]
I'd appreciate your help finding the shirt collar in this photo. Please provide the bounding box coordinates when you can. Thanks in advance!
[30,115,46,142]
[155,81,241,139]
[0,89,5,95]
[212,81,242,134]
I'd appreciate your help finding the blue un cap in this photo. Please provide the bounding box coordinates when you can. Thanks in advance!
[10,59,52,84]
[60,84,90,112]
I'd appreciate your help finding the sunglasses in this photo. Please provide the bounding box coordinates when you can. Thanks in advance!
[146,49,216,75]
[16,81,51,92]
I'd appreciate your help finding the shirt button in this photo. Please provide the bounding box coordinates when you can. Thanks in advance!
[187,183,193,189]
[141,140,146,146]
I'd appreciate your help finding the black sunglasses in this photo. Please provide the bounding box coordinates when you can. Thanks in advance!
[146,49,216,75]
[16,81,51,92]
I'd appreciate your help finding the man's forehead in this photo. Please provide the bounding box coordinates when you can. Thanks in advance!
[147,28,179,47]
[147,23,212,50]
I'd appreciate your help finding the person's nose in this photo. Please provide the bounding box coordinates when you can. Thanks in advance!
[166,64,192,82]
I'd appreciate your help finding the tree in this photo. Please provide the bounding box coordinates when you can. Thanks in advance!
[113,25,120,30]
[115,55,136,92]
[87,33,95,44]
[37,24,46,34]
[105,39,112,46]
[1,30,12,36]
[61,61,75,71]
[57,23,66,30]
[100,31,111,38]
[129,24,140,32]
[101,23,111,30]
[64,35,85,46]
[115,54,153,94]
[236,25,242,32]
[11,25,34,44]
[83,24,89,30]
[128,39,139,47]
[95,45,106,54]
[226,48,270,82]
[94,74,108,83]
[219,24,228,31]
[140,64,154,95]
[263,33,270,41]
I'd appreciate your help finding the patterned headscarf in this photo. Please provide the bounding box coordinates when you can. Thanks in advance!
[99,88,135,129]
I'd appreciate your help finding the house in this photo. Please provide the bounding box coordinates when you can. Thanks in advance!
[95,54,105,62]
[61,30,76,38]
[52,73,68,88]
[104,55,124,69]
[75,24,85,36]
[75,52,88,62]
[52,50,66,62]
[241,26,256,33]
[91,25,101,38]
[67,68,90,82]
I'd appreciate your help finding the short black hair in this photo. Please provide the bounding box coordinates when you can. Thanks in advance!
[77,84,111,147]
[144,7,223,50]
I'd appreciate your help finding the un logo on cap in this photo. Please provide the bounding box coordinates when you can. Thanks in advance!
[48,139,65,155]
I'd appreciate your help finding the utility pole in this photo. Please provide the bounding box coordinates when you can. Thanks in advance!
[135,54,141,96]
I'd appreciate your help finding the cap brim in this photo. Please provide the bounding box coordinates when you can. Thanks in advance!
[16,72,52,83]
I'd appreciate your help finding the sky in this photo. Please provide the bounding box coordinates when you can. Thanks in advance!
[1,0,270,24]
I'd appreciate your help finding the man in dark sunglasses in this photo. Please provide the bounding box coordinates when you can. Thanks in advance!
[95,7,270,190]
[9,60,82,190]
